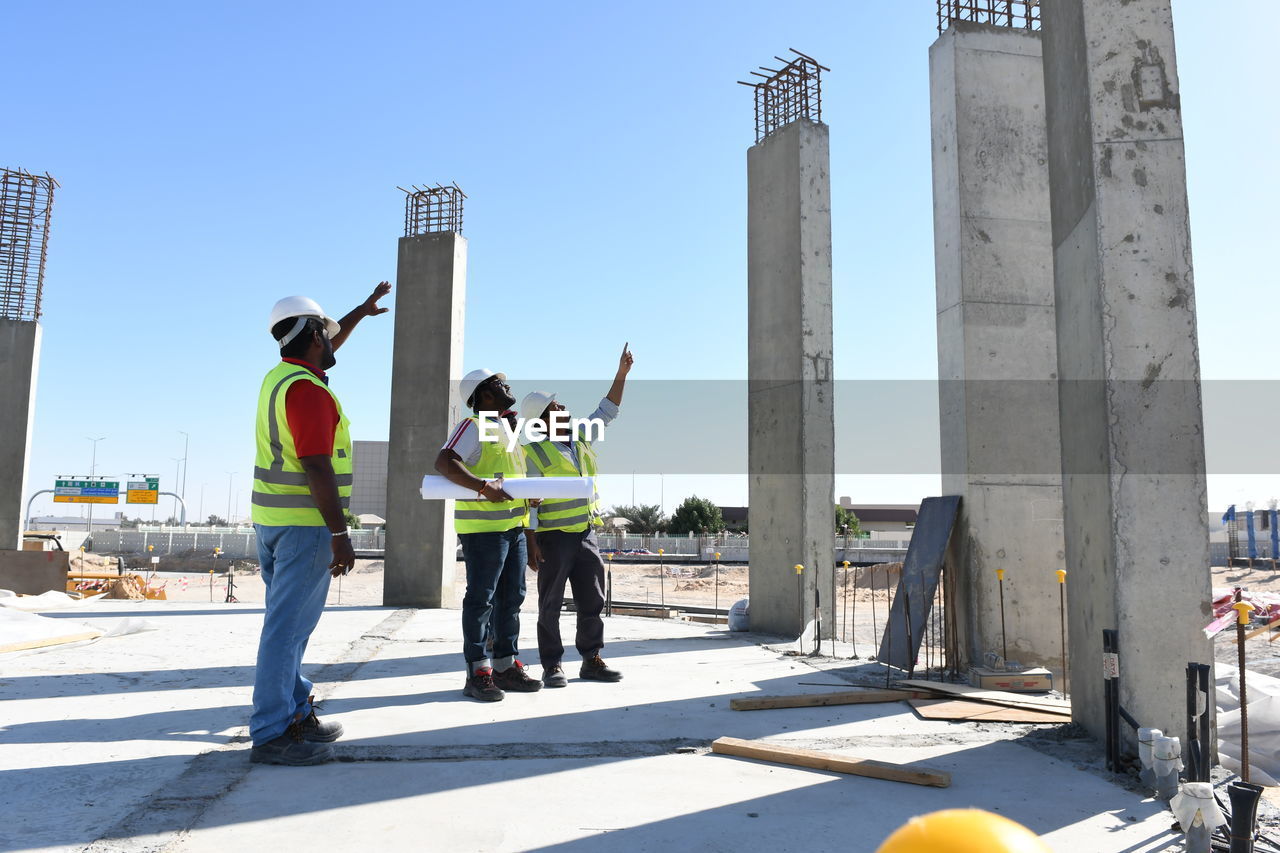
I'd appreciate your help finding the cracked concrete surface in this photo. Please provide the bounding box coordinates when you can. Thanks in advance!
[2,600,1188,851]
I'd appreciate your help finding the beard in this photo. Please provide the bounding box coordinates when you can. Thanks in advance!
[320,339,337,370]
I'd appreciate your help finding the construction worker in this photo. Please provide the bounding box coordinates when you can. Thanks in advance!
[522,343,633,688]
[249,282,391,766]
[435,369,543,701]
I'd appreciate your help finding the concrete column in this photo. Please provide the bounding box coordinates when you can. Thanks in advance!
[747,119,835,637]
[930,24,1067,676]
[384,232,466,608]
[0,319,41,550]
[1041,0,1212,743]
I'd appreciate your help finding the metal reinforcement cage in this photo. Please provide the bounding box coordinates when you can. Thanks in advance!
[938,0,1040,33]
[399,183,466,236]
[0,168,58,322]
[738,49,829,144]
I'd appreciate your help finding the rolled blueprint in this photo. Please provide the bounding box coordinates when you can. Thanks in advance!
[420,475,595,501]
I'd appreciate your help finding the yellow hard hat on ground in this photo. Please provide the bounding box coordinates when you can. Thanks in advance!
[876,809,1051,853]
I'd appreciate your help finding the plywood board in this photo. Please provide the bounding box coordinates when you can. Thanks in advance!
[896,679,1071,714]
[909,699,1068,724]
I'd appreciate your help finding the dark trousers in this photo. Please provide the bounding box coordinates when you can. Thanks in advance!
[459,527,527,665]
[536,528,606,666]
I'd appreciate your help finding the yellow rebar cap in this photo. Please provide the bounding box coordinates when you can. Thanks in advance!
[875,809,1050,853]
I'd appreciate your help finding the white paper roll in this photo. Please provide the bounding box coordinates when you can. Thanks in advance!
[419,475,595,500]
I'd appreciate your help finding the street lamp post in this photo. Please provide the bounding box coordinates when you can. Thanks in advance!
[85,436,106,537]
[178,430,190,523]
[226,471,236,525]
[171,458,183,524]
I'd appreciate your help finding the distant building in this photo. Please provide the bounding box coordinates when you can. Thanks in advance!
[351,440,389,518]
[28,512,123,532]
[718,506,748,532]
[714,502,919,538]
[837,500,918,536]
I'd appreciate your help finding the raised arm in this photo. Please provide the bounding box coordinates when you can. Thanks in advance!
[331,281,392,351]
[605,342,634,407]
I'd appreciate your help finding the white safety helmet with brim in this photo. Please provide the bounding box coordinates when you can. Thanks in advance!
[520,390,557,422]
[269,296,341,349]
[460,368,507,409]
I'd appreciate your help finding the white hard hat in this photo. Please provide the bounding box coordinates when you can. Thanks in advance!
[521,390,556,421]
[460,368,506,408]
[268,296,341,348]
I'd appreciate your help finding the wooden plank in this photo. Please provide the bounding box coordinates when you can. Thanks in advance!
[0,630,102,654]
[896,680,1071,715]
[1232,616,1280,644]
[610,607,678,619]
[730,689,931,711]
[909,699,1069,724]
[710,736,950,788]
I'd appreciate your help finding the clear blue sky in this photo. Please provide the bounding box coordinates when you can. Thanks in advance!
[6,0,1276,523]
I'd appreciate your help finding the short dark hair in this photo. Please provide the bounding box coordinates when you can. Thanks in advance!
[272,316,323,359]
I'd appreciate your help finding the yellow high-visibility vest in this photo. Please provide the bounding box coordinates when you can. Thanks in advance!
[454,417,528,534]
[250,361,353,527]
[526,438,600,534]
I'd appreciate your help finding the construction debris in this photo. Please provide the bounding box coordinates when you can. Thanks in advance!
[896,679,1071,717]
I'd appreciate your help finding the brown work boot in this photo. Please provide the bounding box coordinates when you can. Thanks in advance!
[493,660,543,692]
[464,667,505,702]
[542,663,568,688]
[580,654,622,682]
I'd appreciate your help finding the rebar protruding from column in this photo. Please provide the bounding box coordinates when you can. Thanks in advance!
[736,49,829,143]
[398,182,465,236]
[0,168,59,322]
[937,0,1040,34]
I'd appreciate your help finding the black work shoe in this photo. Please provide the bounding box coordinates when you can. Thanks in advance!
[493,660,543,692]
[579,654,623,682]
[542,664,568,688]
[250,723,334,766]
[464,667,505,702]
[297,700,344,743]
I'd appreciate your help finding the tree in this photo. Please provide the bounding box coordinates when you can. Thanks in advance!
[344,510,361,530]
[667,496,726,535]
[609,504,667,534]
[206,514,228,527]
[835,505,862,537]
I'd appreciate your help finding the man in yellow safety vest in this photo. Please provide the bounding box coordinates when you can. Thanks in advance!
[523,343,633,688]
[435,369,543,701]
[249,282,390,766]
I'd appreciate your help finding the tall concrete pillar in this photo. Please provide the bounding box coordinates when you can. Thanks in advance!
[0,319,41,550]
[930,24,1067,675]
[1041,0,1212,742]
[384,232,466,607]
[747,117,835,637]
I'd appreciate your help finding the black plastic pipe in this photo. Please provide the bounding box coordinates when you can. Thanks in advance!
[1228,781,1263,853]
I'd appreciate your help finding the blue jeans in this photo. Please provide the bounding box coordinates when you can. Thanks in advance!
[250,524,332,746]
[459,527,527,665]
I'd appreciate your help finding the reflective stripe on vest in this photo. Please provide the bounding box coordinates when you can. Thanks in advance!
[454,417,528,533]
[527,439,600,533]
[251,362,354,527]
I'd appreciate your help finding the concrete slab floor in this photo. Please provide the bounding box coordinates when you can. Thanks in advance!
[2,601,1185,852]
